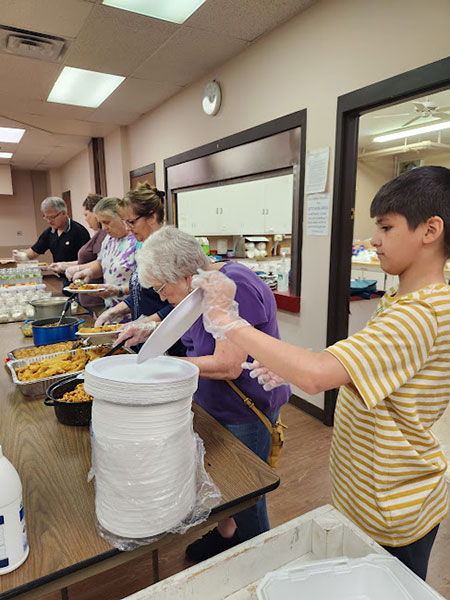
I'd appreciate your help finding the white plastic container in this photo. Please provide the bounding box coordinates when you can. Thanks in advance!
[0,446,29,574]
[256,554,443,600]
[277,249,289,292]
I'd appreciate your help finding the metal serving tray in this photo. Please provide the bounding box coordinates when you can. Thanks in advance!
[7,340,81,360]
[7,345,132,397]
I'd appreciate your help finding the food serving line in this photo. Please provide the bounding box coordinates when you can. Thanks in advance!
[0,312,279,600]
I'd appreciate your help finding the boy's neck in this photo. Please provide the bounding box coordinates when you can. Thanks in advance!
[397,260,446,296]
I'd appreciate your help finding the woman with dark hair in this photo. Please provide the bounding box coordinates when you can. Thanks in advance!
[50,193,107,311]
[94,183,185,354]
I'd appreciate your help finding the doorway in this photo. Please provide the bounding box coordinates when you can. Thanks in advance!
[324,55,450,425]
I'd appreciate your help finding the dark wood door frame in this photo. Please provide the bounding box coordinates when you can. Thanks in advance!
[324,55,450,426]
[129,163,156,187]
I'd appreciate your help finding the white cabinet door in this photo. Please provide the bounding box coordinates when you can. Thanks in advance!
[178,189,220,235]
[263,174,293,234]
[221,180,264,235]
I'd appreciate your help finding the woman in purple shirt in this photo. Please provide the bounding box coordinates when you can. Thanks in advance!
[118,226,290,563]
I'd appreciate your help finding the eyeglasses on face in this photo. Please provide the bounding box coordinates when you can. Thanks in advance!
[154,282,167,296]
[43,211,62,221]
[123,215,144,228]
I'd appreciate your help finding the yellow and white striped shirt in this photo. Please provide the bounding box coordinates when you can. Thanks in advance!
[327,283,450,546]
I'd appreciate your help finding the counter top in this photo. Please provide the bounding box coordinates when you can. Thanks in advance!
[0,322,279,600]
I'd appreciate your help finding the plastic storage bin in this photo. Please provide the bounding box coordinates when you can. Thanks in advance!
[257,554,443,600]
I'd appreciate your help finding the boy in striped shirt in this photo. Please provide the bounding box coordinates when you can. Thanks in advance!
[193,165,450,580]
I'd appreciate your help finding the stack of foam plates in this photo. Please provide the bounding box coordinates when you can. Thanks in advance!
[85,354,199,538]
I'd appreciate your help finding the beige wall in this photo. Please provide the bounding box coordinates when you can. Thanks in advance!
[354,157,394,242]
[66,0,450,409]
[58,147,93,228]
[104,126,130,198]
[0,169,38,255]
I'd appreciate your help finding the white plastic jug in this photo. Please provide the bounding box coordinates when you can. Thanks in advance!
[0,446,29,574]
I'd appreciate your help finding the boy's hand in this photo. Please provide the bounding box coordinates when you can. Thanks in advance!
[242,360,287,391]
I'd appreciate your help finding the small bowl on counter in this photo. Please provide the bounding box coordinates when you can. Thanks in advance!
[45,374,92,426]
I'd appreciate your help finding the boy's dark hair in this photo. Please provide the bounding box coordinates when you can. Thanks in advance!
[370,165,450,257]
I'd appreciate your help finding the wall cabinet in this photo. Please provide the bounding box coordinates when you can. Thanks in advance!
[177,174,293,236]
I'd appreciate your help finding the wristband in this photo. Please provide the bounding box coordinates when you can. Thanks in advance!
[117,286,124,298]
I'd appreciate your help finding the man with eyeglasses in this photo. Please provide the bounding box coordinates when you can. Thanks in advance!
[13,196,90,290]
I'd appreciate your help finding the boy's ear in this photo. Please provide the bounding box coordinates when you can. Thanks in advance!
[423,215,444,245]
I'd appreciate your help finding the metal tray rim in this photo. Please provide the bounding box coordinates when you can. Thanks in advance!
[7,344,131,395]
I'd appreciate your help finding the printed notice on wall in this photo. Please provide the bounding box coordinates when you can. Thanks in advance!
[306,193,330,236]
[305,147,329,194]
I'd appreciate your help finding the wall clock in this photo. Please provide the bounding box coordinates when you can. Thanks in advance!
[202,80,221,116]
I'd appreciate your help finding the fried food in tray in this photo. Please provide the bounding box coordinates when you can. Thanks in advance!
[60,383,93,403]
[13,341,79,359]
[78,324,121,334]
[15,345,126,382]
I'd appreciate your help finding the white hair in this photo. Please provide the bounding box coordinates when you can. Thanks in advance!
[137,226,210,287]
[93,196,121,219]
[41,197,67,213]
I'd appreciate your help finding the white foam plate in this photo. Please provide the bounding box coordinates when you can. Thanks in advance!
[63,286,106,294]
[137,287,203,363]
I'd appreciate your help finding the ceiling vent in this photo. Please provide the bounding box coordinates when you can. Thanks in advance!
[0,25,68,62]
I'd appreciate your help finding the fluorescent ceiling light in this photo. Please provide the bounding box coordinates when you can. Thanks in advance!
[0,128,25,143]
[0,152,13,159]
[102,0,207,24]
[47,67,125,108]
[374,120,450,143]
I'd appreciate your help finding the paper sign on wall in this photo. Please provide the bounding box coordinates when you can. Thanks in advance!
[305,147,329,194]
[306,193,330,236]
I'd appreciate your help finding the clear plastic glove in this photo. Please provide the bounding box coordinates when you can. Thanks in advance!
[65,264,80,281]
[191,269,249,340]
[91,284,120,299]
[242,360,287,392]
[12,249,29,262]
[50,261,69,273]
[95,306,122,327]
[69,267,92,283]
[115,320,158,347]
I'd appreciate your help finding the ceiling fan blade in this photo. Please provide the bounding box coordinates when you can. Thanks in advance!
[412,102,426,110]
[437,106,450,112]
[402,116,422,127]
[433,113,450,122]
[373,113,410,118]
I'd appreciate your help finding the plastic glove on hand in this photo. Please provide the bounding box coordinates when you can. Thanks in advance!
[242,360,287,391]
[191,269,249,340]
[12,249,28,262]
[94,307,118,327]
[115,320,158,347]
[64,265,79,281]
[92,285,119,299]
[70,268,92,283]
[49,262,66,273]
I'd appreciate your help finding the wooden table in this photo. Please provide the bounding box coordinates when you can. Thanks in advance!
[0,322,279,600]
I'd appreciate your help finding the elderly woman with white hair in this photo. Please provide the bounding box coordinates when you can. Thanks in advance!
[66,196,140,318]
[13,196,90,291]
[117,226,290,562]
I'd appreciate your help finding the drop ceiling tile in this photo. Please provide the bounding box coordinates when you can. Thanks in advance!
[64,5,179,77]
[84,107,142,126]
[99,78,183,114]
[186,0,315,41]
[0,0,93,39]
[23,99,96,120]
[133,27,248,86]
[0,54,60,101]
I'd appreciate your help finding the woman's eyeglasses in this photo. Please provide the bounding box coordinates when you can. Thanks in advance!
[123,215,143,228]
[154,282,167,296]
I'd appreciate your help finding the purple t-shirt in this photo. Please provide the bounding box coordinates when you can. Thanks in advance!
[77,229,107,308]
[182,262,291,424]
